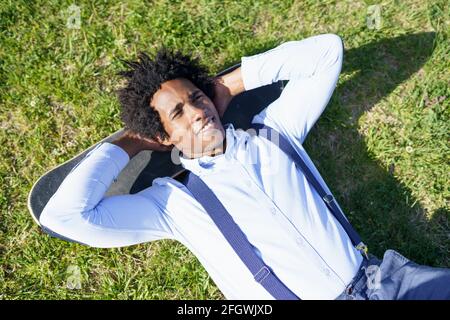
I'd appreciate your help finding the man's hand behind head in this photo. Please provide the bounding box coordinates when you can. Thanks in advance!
[111,129,173,159]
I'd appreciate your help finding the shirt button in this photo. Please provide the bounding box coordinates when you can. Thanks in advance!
[295,237,304,247]
[323,268,331,277]
[270,207,277,215]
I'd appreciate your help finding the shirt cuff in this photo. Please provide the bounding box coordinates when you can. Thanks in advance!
[240,55,261,91]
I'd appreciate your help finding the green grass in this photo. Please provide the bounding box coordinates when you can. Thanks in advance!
[1,0,449,299]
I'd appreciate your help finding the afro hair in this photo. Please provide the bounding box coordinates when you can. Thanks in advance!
[116,46,216,141]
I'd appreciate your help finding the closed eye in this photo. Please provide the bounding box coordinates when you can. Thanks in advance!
[170,92,203,120]
[172,107,183,118]
[176,96,201,116]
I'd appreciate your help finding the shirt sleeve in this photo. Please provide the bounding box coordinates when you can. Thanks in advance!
[39,142,176,248]
[241,33,343,144]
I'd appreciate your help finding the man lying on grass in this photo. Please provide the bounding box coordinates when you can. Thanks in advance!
[40,33,450,300]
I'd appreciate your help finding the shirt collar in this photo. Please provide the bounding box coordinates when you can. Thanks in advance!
[179,123,237,176]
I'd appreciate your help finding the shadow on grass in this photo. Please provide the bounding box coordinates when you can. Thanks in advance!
[329,32,449,267]
[303,32,448,267]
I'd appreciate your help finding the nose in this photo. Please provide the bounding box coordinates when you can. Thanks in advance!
[186,102,209,125]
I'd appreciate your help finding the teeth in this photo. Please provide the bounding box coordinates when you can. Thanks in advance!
[199,118,214,133]
[201,123,211,133]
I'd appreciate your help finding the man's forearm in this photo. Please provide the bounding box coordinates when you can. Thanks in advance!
[212,67,245,117]
[110,135,140,159]
[110,129,172,159]
[39,142,129,228]
[218,66,245,97]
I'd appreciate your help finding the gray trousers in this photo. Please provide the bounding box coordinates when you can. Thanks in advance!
[336,249,450,300]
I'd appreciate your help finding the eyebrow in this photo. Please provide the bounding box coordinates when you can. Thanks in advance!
[169,90,202,120]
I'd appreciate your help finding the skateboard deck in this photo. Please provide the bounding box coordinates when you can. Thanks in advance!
[28,63,286,240]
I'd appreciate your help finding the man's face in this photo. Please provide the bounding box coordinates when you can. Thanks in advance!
[151,78,225,158]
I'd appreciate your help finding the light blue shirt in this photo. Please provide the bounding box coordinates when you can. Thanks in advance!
[40,33,363,300]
